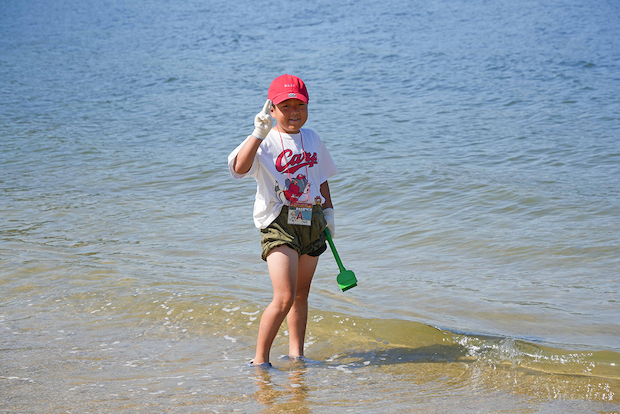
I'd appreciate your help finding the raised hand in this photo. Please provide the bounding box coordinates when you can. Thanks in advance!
[252,99,273,140]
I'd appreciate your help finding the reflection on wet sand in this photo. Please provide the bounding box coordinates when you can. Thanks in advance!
[252,364,310,414]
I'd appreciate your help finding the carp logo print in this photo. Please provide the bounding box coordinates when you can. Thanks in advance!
[276,149,317,175]
[274,149,317,204]
[276,174,309,204]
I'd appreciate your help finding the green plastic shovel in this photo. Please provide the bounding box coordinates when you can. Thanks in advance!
[324,228,358,292]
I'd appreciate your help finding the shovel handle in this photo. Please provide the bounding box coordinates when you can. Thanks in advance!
[324,228,346,272]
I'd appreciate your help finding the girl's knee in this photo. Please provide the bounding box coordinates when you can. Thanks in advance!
[272,294,295,313]
[294,291,310,304]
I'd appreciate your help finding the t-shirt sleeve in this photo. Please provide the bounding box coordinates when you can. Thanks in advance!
[228,136,258,180]
[318,139,339,184]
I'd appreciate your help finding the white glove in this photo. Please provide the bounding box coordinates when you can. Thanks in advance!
[251,99,273,140]
[323,208,335,237]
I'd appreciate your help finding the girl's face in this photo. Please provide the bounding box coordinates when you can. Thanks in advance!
[271,99,308,134]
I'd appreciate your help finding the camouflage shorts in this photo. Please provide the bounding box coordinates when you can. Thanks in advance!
[260,205,327,261]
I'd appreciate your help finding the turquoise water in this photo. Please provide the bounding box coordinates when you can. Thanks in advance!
[1,0,619,411]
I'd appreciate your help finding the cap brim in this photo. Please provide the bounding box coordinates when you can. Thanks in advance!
[270,92,309,105]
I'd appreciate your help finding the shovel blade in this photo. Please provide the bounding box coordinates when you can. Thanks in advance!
[337,269,358,292]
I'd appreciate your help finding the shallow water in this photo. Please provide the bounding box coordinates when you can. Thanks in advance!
[1,0,619,411]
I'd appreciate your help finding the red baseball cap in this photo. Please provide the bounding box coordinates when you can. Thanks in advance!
[268,74,309,105]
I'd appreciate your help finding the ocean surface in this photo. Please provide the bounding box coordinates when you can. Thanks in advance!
[1,0,619,412]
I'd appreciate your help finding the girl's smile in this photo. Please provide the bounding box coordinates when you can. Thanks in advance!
[271,98,308,134]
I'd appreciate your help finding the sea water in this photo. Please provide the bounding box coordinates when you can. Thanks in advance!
[1,0,619,412]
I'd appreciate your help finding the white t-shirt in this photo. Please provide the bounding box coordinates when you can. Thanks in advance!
[228,128,339,229]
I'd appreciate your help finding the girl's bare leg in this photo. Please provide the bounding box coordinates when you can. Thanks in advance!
[253,245,298,365]
[287,254,319,358]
